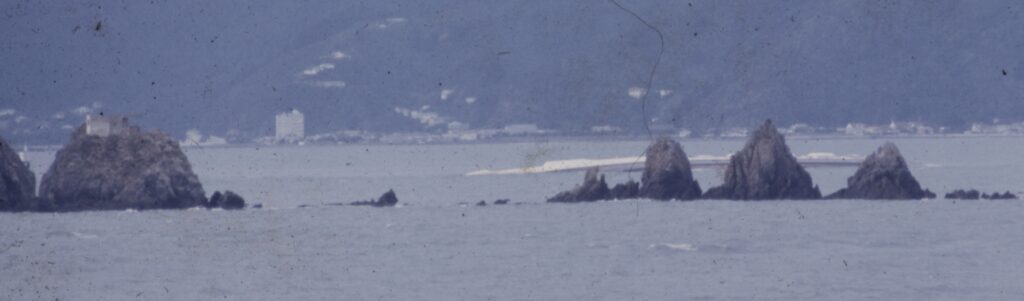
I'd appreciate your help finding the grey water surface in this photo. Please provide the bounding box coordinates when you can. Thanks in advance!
[3,137,1023,300]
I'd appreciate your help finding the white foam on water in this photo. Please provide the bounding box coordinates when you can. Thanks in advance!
[71,232,98,239]
[649,243,696,251]
[466,152,858,176]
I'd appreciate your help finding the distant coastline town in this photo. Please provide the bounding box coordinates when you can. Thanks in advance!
[175,108,1024,147]
[6,107,1024,149]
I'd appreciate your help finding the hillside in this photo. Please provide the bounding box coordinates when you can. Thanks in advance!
[2,1,1023,143]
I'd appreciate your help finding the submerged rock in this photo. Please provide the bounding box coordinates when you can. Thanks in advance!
[208,191,246,210]
[546,167,611,203]
[493,199,510,205]
[640,137,702,200]
[945,189,981,200]
[610,180,640,200]
[351,189,399,207]
[37,123,207,211]
[983,191,1018,200]
[827,143,933,200]
[947,189,1018,200]
[0,136,36,211]
[703,120,821,200]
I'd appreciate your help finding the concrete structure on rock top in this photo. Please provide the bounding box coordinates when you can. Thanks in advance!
[275,109,305,141]
[85,114,129,137]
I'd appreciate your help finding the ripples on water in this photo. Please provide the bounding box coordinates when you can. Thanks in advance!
[5,137,1024,300]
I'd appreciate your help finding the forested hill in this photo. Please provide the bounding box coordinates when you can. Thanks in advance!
[3,1,1023,143]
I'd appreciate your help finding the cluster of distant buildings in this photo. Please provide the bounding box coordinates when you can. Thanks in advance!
[256,109,1024,145]
[62,110,1024,148]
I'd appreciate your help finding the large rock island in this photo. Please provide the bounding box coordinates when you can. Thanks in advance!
[640,137,702,200]
[703,120,821,200]
[827,143,934,200]
[37,116,208,211]
[0,136,36,211]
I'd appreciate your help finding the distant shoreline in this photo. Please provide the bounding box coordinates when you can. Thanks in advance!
[19,132,1024,151]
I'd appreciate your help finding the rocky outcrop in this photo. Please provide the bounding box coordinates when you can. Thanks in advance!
[982,191,1018,200]
[610,180,640,200]
[946,189,1018,200]
[351,189,399,207]
[37,125,207,211]
[945,189,980,200]
[703,120,821,200]
[208,191,246,210]
[640,137,702,200]
[0,136,36,211]
[547,167,611,203]
[827,143,934,199]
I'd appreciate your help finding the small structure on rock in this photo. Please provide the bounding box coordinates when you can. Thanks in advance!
[85,114,129,137]
[351,189,399,207]
[547,167,611,203]
[640,137,702,200]
[0,136,36,211]
[703,119,821,200]
[827,143,934,199]
[37,119,207,211]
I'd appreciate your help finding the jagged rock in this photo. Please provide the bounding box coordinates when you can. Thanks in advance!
[703,120,821,200]
[945,189,980,200]
[37,123,207,211]
[0,136,36,211]
[610,180,640,200]
[827,143,932,199]
[376,189,399,207]
[494,199,510,205]
[640,137,702,200]
[208,190,246,210]
[546,167,611,203]
[351,189,399,207]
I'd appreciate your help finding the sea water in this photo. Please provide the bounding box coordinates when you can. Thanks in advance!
[3,136,1023,300]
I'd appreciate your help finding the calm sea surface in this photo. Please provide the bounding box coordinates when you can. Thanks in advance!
[3,136,1023,300]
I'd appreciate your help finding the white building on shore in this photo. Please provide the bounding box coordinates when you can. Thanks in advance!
[275,109,305,141]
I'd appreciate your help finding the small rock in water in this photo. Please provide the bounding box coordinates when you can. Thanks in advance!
[493,199,510,205]
[945,189,981,200]
[351,189,399,207]
[376,189,399,207]
[220,191,246,209]
[208,190,246,210]
[610,180,640,200]
[546,167,611,203]
[475,200,487,206]
[985,191,1018,200]
[250,203,263,209]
